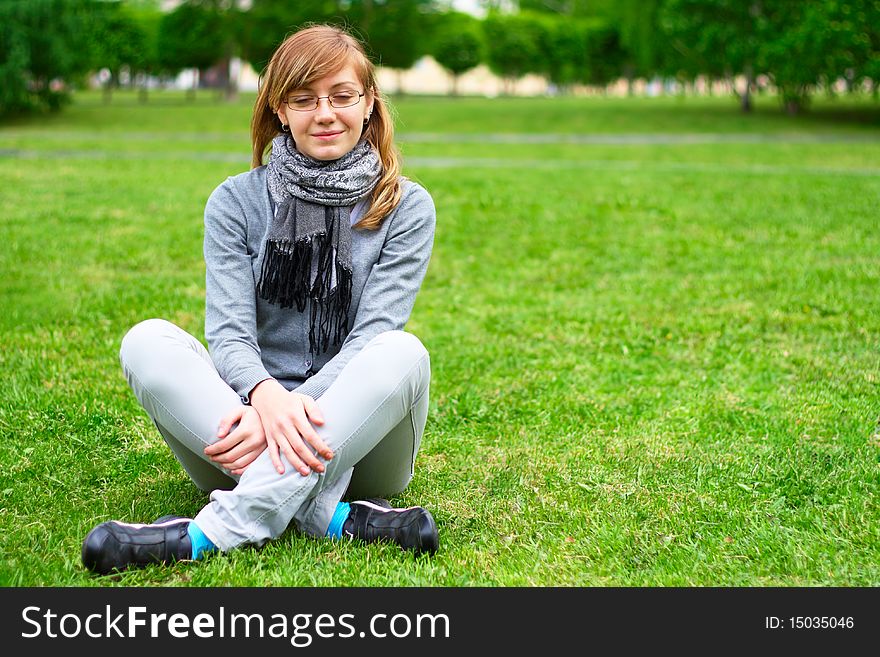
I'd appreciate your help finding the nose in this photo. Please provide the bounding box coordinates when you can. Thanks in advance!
[314,97,335,122]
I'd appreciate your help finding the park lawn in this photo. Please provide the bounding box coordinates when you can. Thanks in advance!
[0,92,878,586]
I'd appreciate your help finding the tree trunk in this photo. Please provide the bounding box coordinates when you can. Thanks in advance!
[187,69,198,101]
[740,65,753,113]
[451,73,459,97]
[103,71,116,104]
[221,56,238,102]
[395,69,404,96]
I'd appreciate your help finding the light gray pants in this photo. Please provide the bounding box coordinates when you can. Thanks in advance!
[118,319,430,551]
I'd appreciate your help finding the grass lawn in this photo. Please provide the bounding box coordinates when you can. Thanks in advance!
[0,90,878,586]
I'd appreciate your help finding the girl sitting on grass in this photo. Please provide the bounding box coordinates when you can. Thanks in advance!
[82,24,438,574]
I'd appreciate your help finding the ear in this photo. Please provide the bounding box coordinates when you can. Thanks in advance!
[275,107,287,126]
[365,88,375,117]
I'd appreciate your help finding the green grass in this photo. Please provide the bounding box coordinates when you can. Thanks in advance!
[1,90,879,586]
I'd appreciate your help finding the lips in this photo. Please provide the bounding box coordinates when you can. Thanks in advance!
[313,131,343,139]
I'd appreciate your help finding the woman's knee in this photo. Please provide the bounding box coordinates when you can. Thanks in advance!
[119,318,178,384]
[368,330,429,366]
[366,331,430,394]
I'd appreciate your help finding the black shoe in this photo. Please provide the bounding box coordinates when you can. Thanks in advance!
[360,497,392,509]
[152,515,185,524]
[343,500,439,555]
[81,518,192,575]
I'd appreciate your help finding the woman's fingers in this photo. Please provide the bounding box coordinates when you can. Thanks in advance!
[266,433,284,475]
[300,404,333,460]
[293,418,332,463]
[205,432,241,457]
[301,395,325,425]
[272,427,312,476]
[209,439,253,464]
[216,405,246,439]
[283,417,326,473]
[226,447,264,472]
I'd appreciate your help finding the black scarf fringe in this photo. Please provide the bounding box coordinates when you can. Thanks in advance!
[257,210,352,356]
[257,237,313,312]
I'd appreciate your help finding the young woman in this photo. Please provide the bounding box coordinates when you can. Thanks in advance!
[82,25,438,574]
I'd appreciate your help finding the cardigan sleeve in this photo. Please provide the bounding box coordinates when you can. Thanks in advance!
[293,182,436,400]
[203,178,273,402]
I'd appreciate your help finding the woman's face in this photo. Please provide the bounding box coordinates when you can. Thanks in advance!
[276,64,374,161]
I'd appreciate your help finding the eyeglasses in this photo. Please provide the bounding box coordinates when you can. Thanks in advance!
[285,90,365,112]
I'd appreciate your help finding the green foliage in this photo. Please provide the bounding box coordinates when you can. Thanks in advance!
[88,1,149,84]
[237,0,347,74]
[661,0,880,113]
[4,0,880,118]
[759,0,880,112]
[156,0,229,76]
[237,0,431,81]
[0,9,31,114]
[660,0,761,81]
[432,11,485,82]
[582,21,625,87]
[127,4,162,77]
[532,13,589,88]
[483,12,543,83]
[616,0,667,80]
[353,0,434,71]
[0,0,94,115]
[757,2,826,113]
[854,0,880,85]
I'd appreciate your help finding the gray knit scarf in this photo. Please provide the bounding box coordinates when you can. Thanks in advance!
[258,134,381,357]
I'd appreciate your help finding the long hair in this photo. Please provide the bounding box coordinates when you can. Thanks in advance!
[250,25,402,230]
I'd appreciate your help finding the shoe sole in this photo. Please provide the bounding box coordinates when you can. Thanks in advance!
[350,501,439,556]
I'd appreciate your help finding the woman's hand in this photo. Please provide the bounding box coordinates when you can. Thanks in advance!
[248,379,333,476]
[205,405,268,476]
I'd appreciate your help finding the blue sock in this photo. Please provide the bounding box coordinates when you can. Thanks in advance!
[325,502,351,539]
[187,522,217,560]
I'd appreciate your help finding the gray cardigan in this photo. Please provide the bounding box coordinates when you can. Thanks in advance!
[203,166,436,402]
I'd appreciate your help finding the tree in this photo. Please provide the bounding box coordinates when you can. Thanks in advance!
[616,0,667,94]
[755,2,823,113]
[431,11,485,94]
[87,0,148,103]
[581,21,625,90]
[238,0,430,94]
[660,0,764,111]
[482,11,543,93]
[349,0,433,94]
[156,0,230,100]
[126,2,163,103]
[0,0,93,116]
[514,1,633,93]
[0,4,32,115]
[532,13,590,92]
[238,0,347,75]
[805,0,878,98]
[755,1,880,113]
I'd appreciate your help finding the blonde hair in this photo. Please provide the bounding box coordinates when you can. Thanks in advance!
[250,24,402,230]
